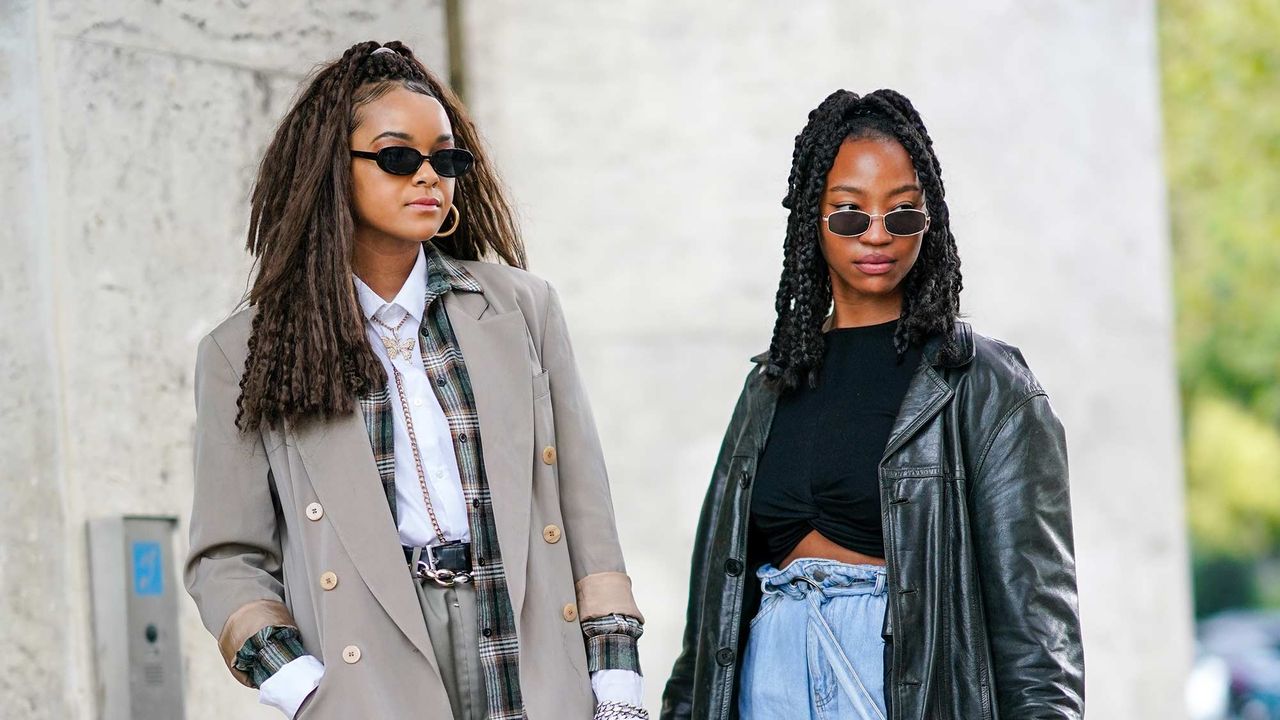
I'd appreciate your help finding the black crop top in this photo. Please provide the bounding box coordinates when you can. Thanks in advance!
[749,318,922,566]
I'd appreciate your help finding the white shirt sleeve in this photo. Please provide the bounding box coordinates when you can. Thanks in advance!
[258,655,325,719]
[590,669,646,710]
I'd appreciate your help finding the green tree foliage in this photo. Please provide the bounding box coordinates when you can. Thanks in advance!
[1160,0,1280,569]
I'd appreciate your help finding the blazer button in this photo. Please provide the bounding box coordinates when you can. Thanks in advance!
[715,648,735,666]
[542,446,557,465]
[562,603,578,622]
[542,524,562,544]
[342,645,361,664]
[724,559,744,576]
[320,571,339,590]
[305,502,324,521]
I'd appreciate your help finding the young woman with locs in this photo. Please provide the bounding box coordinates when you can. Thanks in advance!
[185,41,648,720]
[661,89,1085,719]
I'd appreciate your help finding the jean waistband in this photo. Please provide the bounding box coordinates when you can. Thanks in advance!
[757,557,888,599]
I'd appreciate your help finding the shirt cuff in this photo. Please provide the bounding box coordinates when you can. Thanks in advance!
[259,655,324,719]
[590,669,645,709]
[234,625,308,688]
[580,613,644,673]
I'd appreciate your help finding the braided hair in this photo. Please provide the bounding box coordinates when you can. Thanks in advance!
[236,40,523,431]
[764,89,963,392]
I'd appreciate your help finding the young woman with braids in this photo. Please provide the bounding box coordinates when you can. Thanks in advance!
[185,41,647,720]
[662,89,1084,720]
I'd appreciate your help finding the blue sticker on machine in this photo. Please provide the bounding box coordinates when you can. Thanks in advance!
[132,541,164,597]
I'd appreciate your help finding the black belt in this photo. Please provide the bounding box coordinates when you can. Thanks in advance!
[404,541,472,586]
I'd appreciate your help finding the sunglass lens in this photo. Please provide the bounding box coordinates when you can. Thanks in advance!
[884,209,928,235]
[378,146,424,175]
[828,210,872,237]
[432,148,474,178]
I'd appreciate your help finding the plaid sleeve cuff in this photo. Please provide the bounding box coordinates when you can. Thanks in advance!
[233,625,307,688]
[581,613,644,673]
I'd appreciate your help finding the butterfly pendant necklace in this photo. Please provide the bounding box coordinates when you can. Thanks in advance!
[371,311,416,361]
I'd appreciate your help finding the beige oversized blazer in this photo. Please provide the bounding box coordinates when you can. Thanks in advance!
[185,260,642,719]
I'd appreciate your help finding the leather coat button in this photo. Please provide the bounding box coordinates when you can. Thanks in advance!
[305,502,324,521]
[739,470,751,487]
[342,645,361,664]
[543,524,562,544]
[320,571,338,590]
[715,648,735,666]
[724,559,744,576]
[542,446,557,465]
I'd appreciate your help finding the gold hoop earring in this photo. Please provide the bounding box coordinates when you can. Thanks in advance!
[434,204,462,238]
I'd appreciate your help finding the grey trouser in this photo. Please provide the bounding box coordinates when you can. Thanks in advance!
[413,571,488,720]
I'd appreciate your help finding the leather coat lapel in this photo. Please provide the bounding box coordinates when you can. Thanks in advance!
[444,290,535,620]
[881,324,975,461]
[290,411,440,671]
[882,362,953,460]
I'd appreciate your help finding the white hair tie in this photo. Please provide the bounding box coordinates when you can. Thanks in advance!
[371,47,395,56]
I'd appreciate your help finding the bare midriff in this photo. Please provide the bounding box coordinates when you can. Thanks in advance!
[780,528,886,568]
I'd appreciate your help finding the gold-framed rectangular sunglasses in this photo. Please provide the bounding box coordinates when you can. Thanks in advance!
[822,208,930,237]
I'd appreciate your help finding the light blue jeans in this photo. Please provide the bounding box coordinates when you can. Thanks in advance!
[738,558,889,720]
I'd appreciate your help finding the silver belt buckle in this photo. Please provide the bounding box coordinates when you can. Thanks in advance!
[414,549,473,588]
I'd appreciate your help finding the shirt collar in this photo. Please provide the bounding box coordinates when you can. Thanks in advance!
[353,244,429,326]
[352,243,482,326]
[424,242,483,295]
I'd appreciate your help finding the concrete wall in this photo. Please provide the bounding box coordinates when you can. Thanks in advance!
[2,0,1189,718]
[462,0,1190,717]
[0,2,447,718]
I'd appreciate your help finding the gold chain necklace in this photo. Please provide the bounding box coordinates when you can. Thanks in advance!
[369,311,446,545]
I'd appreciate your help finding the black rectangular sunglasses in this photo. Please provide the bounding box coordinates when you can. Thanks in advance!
[350,146,474,178]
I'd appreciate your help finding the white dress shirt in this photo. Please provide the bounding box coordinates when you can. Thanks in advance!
[260,246,643,717]
[355,247,470,548]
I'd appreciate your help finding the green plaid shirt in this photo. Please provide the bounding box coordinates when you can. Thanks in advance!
[240,246,641,715]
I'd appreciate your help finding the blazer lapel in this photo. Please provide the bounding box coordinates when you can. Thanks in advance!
[445,290,535,621]
[290,411,440,671]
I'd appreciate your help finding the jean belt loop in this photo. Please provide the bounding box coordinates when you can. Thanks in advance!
[874,569,887,596]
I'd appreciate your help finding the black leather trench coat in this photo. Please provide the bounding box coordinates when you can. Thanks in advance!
[661,322,1085,720]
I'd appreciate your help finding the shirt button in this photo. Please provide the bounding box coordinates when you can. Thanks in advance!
[542,446,557,465]
[543,524,562,544]
[482,628,493,638]
[472,498,481,508]
[562,603,578,622]
[716,648,735,666]
[724,559,744,576]
[436,377,447,387]
[320,571,339,590]
[414,398,423,407]
[476,556,485,566]
[459,434,468,443]
[342,645,361,664]
[305,502,324,521]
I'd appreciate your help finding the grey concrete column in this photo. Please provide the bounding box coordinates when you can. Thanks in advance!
[1,1,72,716]
[1,2,447,717]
